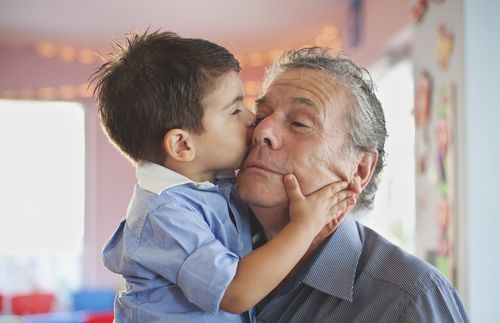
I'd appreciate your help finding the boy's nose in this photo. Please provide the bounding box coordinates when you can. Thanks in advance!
[244,108,256,127]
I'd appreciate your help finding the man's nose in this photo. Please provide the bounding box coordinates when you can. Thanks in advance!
[253,115,281,149]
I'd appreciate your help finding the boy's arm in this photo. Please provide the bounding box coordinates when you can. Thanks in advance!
[220,174,355,313]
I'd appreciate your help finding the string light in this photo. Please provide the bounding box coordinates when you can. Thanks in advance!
[8,25,342,103]
[78,49,97,64]
[31,24,342,68]
[35,42,58,59]
[19,88,35,100]
[0,83,95,101]
[36,87,57,100]
[59,85,77,100]
[59,46,77,62]
[0,90,16,99]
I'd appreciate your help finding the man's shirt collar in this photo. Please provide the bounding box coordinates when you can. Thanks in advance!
[136,162,215,194]
[302,216,362,302]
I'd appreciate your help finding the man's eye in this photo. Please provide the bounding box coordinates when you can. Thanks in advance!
[231,109,242,115]
[291,121,309,128]
[253,117,264,126]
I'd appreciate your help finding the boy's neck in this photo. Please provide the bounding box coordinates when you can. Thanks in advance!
[163,160,216,183]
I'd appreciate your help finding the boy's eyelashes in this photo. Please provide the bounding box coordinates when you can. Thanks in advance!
[230,104,247,115]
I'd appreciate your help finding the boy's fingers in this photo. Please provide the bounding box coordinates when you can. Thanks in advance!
[334,206,348,224]
[330,197,356,216]
[284,174,305,201]
[314,181,348,198]
[327,181,349,195]
[329,190,354,204]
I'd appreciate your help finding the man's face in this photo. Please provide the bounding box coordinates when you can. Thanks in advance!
[237,68,356,208]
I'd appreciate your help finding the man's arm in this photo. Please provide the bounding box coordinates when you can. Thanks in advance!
[220,175,354,313]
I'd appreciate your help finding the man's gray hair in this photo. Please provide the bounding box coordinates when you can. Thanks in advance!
[263,47,387,210]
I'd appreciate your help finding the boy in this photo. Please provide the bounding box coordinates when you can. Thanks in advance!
[92,31,354,322]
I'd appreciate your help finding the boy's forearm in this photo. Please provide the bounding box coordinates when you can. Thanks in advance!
[220,222,315,313]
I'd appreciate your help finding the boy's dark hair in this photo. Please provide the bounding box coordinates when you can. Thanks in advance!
[91,30,240,164]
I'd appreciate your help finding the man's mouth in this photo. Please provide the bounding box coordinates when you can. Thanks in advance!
[244,161,282,175]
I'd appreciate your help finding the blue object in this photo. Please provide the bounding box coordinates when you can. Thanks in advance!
[21,312,84,323]
[72,289,115,311]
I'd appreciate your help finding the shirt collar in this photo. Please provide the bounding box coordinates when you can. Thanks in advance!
[302,216,362,302]
[136,162,215,195]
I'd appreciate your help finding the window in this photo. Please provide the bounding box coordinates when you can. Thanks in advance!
[0,100,85,305]
[358,59,416,253]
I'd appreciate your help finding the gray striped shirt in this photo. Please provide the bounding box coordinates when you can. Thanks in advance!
[256,217,469,323]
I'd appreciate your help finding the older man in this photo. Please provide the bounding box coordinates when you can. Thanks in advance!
[237,48,469,322]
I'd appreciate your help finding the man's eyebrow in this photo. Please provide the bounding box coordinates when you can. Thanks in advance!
[255,96,317,109]
[255,96,267,106]
[293,97,316,108]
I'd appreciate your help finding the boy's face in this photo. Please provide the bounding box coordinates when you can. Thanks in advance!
[191,71,255,173]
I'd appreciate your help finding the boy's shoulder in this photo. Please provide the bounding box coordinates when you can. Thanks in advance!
[126,183,231,233]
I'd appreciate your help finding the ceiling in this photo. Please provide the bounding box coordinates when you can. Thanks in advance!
[0,0,342,52]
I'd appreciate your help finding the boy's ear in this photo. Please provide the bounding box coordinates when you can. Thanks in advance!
[163,129,196,162]
[350,150,378,194]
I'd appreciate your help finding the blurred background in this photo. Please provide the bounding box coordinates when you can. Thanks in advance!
[0,0,498,322]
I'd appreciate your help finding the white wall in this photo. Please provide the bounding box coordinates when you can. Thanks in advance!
[413,0,500,321]
[463,1,500,321]
[412,0,465,288]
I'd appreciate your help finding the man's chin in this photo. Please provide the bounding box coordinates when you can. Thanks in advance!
[237,169,288,207]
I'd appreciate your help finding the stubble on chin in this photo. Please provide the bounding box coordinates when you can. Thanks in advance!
[237,171,288,208]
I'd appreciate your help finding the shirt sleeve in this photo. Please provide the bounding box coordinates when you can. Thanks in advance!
[130,198,239,314]
[400,283,470,322]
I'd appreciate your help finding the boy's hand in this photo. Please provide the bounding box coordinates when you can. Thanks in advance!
[284,174,355,237]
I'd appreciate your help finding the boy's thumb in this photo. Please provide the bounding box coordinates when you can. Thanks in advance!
[284,174,304,201]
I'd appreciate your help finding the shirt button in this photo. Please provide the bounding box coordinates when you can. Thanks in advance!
[196,183,211,190]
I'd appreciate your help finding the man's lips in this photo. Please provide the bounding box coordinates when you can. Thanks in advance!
[243,161,283,175]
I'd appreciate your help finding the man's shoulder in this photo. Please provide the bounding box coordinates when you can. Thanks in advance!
[356,222,454,298]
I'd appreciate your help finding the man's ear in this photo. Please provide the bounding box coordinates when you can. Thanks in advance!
[163,129,196,162]
[350,150,378,194]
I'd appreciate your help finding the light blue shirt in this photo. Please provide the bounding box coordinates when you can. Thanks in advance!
[256,216,469,323]
[103,163,254,322]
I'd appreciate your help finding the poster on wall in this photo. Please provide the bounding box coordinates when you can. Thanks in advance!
[433,82,455,282]
[437,24,454,70]
[413,0,460,288]
[414,77,457,283]
[414,70,432,176]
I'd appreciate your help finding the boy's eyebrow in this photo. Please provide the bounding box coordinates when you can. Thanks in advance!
[224,95,244,110]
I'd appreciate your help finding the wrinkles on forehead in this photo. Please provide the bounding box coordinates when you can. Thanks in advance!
[265,69,351,136]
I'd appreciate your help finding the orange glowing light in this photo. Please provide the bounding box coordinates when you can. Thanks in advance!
[35,42,58,58]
